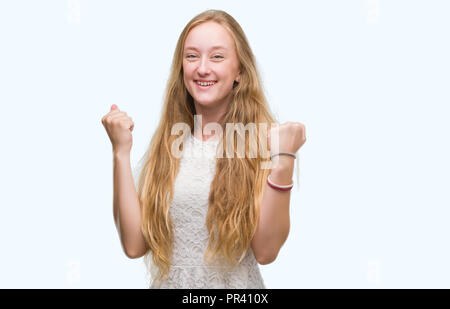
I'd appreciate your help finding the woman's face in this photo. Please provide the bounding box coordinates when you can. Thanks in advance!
[183,21,241,109]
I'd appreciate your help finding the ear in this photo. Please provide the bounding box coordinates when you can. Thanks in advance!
[235,71,241,83]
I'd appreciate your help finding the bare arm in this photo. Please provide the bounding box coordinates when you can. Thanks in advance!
[113,151,148,259]
[102,104,148,259]
[251,156,293,265]
[251,122,306,265]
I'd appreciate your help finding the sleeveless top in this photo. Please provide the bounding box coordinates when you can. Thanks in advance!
[148,134,266,289]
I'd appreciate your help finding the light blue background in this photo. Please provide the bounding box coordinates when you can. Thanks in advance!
[0,0,449,288]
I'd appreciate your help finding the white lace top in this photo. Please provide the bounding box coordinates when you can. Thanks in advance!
[148,134,266,289]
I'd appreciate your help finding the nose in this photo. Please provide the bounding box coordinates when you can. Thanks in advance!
[196,56,211,76]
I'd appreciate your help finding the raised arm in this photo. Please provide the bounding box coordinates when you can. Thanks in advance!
[102,104,148,259]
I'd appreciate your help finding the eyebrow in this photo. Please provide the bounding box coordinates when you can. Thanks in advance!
[184,45,227,52]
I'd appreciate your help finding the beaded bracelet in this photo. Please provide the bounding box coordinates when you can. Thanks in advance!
[267,175,294,192]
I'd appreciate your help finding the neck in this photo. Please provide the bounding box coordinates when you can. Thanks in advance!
[192,95,231,140]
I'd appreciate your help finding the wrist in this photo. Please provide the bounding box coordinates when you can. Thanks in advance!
[270,155,294,172]
[113,149,130,160]
[269,157,294,185]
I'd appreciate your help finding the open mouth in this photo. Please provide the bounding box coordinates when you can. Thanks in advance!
[194,80,217,89]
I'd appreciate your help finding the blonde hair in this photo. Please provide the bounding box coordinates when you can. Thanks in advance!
[136,9,282,286]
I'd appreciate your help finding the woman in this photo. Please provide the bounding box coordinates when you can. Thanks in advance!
[101,9,306,288]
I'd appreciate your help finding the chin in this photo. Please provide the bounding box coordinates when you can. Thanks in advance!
[193,96,218,106]
[195,100,216,107]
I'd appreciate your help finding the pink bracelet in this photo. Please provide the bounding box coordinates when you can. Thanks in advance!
[267,175,294,191]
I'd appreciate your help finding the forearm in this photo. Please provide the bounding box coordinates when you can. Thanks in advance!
[113,151,147,258]
[252,156,294,263]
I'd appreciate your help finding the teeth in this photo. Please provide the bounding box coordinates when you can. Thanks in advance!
[196,81,216,86]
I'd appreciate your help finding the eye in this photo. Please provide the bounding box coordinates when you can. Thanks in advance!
[186,55,197,58]
[213,55,224,59]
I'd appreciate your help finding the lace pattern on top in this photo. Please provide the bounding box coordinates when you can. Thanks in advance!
[149,134,266,289]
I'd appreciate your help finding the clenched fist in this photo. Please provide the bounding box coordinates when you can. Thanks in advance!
[101,104,134,155]
[267,122,306,154]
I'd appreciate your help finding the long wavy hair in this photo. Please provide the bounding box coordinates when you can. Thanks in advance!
[136,9,280,286]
